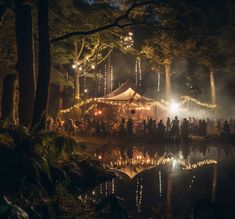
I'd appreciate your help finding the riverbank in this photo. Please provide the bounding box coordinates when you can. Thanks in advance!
[73,134,234,148]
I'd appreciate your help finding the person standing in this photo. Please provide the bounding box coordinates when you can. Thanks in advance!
[127,118,133,135]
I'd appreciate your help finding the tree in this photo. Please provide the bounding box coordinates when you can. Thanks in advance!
[141,1,198,99]
[31,0,50,131]
[1,73,17,120]
[49,0,138,101]
[15,0,35,127]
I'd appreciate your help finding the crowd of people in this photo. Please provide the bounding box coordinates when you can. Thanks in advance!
[46,116,235,140]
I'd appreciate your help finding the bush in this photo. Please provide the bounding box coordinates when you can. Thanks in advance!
[0,121,115,218]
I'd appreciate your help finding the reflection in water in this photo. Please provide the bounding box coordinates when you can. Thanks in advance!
[93,144,235,218]
[158,171,162,198]
[211,163,217,204]
[167,162,173,218]
[136,177,143,212]
[111,178,115,194]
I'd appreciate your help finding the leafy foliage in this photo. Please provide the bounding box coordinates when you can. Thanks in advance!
[0,120,115,218]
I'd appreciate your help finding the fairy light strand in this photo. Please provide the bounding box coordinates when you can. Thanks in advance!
[135,58,138,87]
[157,73,160,92]
[110,65,113,92]
[158,171,162,197]
[181,96,217,109]
[104,64,107,95]
[138,58,142,87]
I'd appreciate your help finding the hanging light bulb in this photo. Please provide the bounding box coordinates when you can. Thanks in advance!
[91,64,95,69]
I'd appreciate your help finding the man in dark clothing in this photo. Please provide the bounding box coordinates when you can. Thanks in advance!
[181,118,189,140]
[171,116,180,140]
[157,120,166,140]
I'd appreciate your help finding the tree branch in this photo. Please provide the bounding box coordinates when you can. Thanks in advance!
[97,48,113,65]
[51,0,159,44]
[77,38,85,61]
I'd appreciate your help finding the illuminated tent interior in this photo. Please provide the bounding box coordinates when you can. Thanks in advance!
[98,81,154,103]
[87,81,162,119]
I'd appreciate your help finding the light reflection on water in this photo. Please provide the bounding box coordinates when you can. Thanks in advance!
[94,144,235,218]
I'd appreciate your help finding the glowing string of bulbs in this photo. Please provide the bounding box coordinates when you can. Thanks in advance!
[181,96,217,109]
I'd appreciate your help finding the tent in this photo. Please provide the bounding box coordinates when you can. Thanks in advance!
[98,81,154,104]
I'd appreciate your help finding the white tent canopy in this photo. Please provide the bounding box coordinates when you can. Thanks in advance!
[99,81,154,103]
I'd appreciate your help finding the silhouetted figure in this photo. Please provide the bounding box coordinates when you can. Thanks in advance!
[216,119,222,134]
[202,120,207,136]
[171,116,180,140]
[152,120,157,134]
[100,120,106,135]
[229,118,234,133]
[112,120,119,135]
[181,118,189,141]
[157,120,165,140]
[118,118,126,136]
[95,121,101,136]
[147,118,153,134]
[127,118,133,135]
[223,121,231,134]
[166,117,171,133]
[127,146,133,159]
[143,120,147,134]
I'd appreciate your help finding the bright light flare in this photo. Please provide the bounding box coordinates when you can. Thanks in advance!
[173,159,177,169]
[169,101,180,114]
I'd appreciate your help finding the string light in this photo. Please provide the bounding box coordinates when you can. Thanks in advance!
[135,58,138,87]
[136,177,143,212]
[111,178,115,194]
[158,171,162,197]
[84,76,87,91]
[98,70,101,95]
[181,96,217,109]
[120,32,134,49]
[60,97,155,114]
[100,184,103,195]
[157,73,160,92]
[104,64,107,95]
[135,58,142,87]
[91,63,95,69]
[111,65,113,92]
[110,156,218,179]
[105,181,108,197]
[138,58,142,87]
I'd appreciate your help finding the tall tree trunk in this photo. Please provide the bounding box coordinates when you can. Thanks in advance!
[31,0,50,131]
[1,74,17,120]
[164,59,171,100]
[15,0,35,127]
[74,70,80,99]
[48,83,63,117]
[210,69,216,105]
[106,55,111,94]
